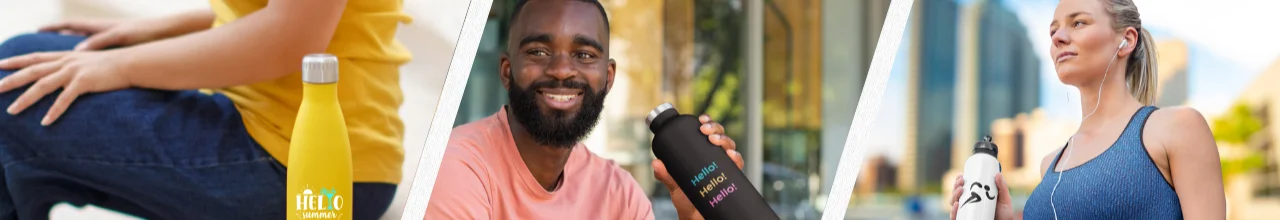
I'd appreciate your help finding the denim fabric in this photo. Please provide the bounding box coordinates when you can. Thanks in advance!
[0,33,396,220]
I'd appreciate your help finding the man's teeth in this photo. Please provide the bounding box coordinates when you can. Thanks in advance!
[548,94,575,101]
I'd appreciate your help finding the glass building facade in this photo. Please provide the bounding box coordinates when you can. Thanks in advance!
[910,0,961,193]
[975,0,1041,150]
[900,0,1041,193]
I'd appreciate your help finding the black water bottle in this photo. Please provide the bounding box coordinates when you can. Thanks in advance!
[646,103,780,220]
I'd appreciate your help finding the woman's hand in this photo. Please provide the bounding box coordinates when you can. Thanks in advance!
[41,19,163,51]
[950,174,1016,220]
[39,19,122,39]
[652,115,744,220]
[40,11,214,51]
[0,50,132,125]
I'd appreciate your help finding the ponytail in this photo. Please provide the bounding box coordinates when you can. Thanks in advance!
[1126,28,1158,105]
[1105,0,1158,105]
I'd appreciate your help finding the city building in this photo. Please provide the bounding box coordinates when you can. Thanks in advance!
[902,0,1040,194]
[1154,40,1190,107]
[855,154,899,196]
[902,0,960,194]
[1229,56,1280,219]
[972,0,1041,143]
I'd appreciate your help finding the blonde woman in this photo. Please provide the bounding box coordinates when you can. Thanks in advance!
[950,0,1226,219]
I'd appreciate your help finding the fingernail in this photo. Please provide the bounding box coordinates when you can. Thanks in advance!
[700,115,710,121]
[702,124,712,130]
[713,135,723,140]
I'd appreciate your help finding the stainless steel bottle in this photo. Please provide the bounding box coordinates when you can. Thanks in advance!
[647,103,779,220]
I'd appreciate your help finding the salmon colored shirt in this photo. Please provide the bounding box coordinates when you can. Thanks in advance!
[426,107,655,220]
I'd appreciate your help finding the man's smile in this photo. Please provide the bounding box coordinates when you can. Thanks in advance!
[537,88,584,111]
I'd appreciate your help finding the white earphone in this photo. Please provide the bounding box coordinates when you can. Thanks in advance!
[1049,38,1127,220]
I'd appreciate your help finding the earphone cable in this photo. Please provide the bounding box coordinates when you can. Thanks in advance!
[1050,39,1125,220]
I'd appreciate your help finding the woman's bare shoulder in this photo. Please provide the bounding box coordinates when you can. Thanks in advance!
[1145,106,1215,152]
[1152,106,1208,123]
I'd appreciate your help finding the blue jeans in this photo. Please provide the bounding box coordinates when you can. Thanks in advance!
[0,33,396,220]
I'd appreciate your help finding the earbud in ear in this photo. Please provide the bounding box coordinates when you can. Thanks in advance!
[1119,39,1129,49]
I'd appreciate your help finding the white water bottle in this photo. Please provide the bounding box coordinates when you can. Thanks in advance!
[956,135,1001,220]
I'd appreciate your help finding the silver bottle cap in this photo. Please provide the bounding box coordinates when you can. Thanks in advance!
[302,53,339,84]
[646,102,676,126]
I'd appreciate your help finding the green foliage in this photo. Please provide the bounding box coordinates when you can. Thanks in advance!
[691,60,745,139]
[1212,103,1264,145]
[1221,152,1266,180]
[1210,102,1268,181]
[688,0,746,139]
[692,62,740,119]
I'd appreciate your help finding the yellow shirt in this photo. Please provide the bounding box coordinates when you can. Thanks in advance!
[206,0,413,184]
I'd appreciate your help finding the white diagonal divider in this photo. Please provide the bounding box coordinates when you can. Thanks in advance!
[400,0,493,219]
[820,0,914,219]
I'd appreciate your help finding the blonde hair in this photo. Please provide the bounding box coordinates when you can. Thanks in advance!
[1103,0,1158,105]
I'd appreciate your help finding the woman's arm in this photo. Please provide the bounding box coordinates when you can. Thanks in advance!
[145,10,217,38]
[109,10,217,43]
[116,0,347,90]
[1159,107,1227,219]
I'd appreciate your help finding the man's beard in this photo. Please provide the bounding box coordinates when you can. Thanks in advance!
[507,79,607,148]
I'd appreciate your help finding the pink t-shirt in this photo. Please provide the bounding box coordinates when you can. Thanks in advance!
[425,107,655,220]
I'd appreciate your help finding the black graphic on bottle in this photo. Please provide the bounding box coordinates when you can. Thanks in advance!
[959,182,997,210]
[646,103,779,220]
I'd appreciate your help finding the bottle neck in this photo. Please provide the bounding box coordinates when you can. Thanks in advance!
[972,148,997,158]
[647,109,679,132]
[303,83,339,103]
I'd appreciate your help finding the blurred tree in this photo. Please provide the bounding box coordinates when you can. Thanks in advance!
[1213,103,1264,144]
[689,0,745,137]
[1211,103,1266,182]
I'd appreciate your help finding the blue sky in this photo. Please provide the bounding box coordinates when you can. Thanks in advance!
[1006,0,1277,119]
[866,0,1280,162]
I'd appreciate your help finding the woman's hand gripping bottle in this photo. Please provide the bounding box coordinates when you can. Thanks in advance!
[956,136,1001,220]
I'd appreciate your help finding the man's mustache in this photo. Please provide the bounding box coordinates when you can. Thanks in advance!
[525,79,592,91]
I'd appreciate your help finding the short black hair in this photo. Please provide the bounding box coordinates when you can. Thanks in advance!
[508,0,611,34]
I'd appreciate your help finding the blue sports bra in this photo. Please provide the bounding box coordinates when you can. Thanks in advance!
[1022,106,1182,219]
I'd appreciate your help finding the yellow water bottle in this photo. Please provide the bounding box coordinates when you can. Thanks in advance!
[286,53,353,220]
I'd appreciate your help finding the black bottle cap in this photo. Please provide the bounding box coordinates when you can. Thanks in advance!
[973,135,999,157]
